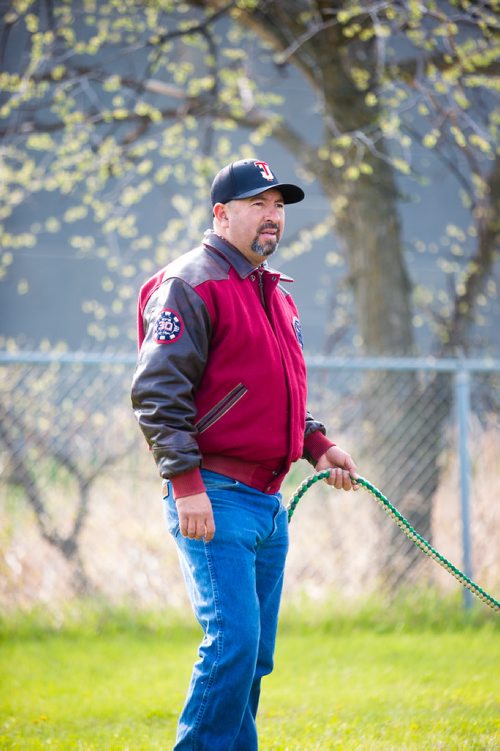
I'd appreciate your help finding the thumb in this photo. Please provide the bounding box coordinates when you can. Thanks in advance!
[340,452,358,478]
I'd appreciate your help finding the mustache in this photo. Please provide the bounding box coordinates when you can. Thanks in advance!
[258,222,280,235]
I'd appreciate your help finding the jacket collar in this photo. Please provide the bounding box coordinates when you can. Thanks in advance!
[202,230,294,283]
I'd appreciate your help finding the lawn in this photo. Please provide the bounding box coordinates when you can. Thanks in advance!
[0,603,498,750]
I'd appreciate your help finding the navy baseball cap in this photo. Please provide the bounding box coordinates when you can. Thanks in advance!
[211,159,305,206]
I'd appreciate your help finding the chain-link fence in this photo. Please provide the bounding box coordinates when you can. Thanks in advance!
[0,352,498,611]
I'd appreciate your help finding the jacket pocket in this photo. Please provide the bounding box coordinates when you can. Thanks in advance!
[195,383,248,434]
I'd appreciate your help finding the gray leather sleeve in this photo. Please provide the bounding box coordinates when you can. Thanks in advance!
[131,278,211,479]
[304,410,327,439]
[302,410,327,464]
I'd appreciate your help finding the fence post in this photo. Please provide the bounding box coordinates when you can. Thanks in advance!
[454,366,473,611]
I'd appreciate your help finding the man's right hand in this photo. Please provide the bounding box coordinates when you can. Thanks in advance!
[176,492,216,542]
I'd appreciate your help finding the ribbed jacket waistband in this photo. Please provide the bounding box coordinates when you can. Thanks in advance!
[201,454,285,495]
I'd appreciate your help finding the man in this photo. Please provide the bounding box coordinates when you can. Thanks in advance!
[131,158,358,750]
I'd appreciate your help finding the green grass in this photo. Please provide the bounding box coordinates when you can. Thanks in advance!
[0,597,498,750]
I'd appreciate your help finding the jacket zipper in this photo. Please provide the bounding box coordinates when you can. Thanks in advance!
[257,267,266,308]
[195,383,248,434]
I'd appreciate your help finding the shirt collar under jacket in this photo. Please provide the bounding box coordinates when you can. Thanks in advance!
[202,230,294,284]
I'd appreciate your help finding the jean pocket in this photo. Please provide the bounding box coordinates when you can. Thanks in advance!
[271,501,288,538]
[163,496,180,537]
[200,469,240,491]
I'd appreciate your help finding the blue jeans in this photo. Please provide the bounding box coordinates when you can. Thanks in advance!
[163,469,289,751]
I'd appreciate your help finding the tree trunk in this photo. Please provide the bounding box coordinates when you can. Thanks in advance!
[309,30,439,583]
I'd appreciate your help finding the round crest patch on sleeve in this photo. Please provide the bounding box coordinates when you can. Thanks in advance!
[292,316,304,349]
[153,308,184,344]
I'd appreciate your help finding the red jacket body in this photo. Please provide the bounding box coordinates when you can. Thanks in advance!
[131,232,333,498]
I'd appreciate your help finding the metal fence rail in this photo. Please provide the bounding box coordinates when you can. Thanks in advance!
[0,352,498,610]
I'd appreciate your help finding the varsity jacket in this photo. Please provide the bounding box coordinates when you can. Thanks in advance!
[131,231,334,498]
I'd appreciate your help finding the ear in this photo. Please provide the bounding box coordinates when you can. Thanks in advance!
[213,202,230,227]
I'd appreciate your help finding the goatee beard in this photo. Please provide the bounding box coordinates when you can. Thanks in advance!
[251,223,280,257]
[251,238,279,257]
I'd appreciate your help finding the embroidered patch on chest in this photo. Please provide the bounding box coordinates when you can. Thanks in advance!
[292,316,304,349]
[153,309,184,344]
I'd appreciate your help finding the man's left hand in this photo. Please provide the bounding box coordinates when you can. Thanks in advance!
[315,445,359,491]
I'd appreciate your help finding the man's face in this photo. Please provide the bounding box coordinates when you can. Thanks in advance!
[220,188,285,265]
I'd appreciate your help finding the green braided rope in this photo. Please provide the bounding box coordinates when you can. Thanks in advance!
[287,471,500,612]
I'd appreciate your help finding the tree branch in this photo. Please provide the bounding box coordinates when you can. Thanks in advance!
[444,155,499,354]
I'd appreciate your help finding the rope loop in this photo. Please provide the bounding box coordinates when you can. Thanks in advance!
[287,472,499,613]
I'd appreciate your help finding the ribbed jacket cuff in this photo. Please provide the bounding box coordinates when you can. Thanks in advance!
[303,430,335,464]
[170,467,206,499]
